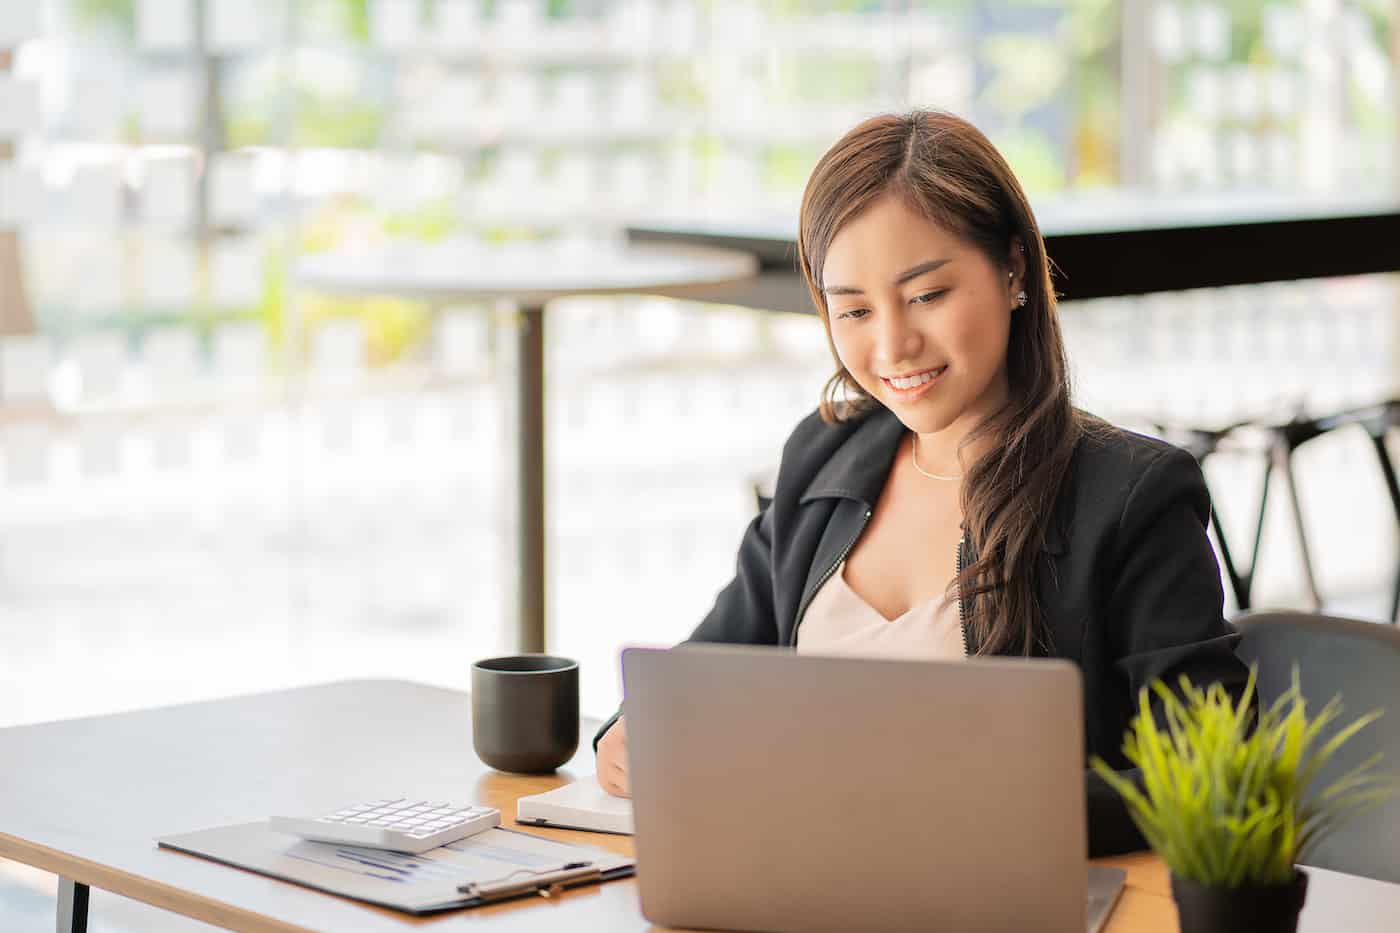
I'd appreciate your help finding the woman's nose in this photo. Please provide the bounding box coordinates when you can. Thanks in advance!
[873,309,921,365]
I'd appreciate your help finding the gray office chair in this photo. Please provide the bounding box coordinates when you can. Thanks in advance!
[1235,611,1400,883]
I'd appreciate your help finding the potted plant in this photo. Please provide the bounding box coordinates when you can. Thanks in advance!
[1091,667,1396,933]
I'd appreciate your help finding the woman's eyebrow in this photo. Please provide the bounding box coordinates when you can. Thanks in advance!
[822,258,951,296]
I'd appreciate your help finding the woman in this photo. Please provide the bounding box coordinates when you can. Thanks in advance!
[594,110,1249,855]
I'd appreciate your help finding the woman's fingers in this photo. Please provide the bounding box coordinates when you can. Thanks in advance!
[600,765,631,797]
[597,716,631,797]
[603,719,627,771]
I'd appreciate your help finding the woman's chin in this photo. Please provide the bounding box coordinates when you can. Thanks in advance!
[883,401,960,436]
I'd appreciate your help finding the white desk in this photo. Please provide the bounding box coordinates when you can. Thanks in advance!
[5,680,1400,931]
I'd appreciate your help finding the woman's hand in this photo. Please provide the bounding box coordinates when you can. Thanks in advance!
[596,716,630,798]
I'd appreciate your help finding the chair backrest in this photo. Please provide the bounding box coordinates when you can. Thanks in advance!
[1235,611,1400,883]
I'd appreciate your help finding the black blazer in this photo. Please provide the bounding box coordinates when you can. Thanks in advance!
[597,407,1250,855]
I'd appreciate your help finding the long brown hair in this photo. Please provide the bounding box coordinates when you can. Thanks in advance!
[797,110,1085,656]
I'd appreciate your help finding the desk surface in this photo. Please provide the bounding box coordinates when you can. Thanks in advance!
[1,679,1394,932]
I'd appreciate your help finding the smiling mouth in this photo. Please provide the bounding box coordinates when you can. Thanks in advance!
[882,366,947,392]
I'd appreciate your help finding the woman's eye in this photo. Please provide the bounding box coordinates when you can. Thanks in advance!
[911,290,946,305]
[837,307,870,321]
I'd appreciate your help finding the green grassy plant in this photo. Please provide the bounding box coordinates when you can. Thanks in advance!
[1091,667,1396,887]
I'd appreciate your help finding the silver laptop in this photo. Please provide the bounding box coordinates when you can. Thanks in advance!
[621,644,1125,933]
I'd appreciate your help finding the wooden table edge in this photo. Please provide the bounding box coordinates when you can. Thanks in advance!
[0,830,316,933]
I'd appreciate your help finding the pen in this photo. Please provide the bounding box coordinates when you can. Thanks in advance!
[459,861,601,903]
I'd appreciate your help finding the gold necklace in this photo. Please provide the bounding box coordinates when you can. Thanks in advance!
[911,434,963,481]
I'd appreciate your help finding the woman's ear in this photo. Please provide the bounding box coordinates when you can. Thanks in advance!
[1007,237,1027,294]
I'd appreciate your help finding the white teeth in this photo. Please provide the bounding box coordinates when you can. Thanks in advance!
[888,368,942,390]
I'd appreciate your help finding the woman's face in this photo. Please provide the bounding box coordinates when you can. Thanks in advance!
[821,192,1022,439]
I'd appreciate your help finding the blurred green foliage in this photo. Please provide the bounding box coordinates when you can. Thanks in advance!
[314,0,372,41]
[762,145,822,195]
[54,0,1400,365]
[74,0,135,33]
[1066,0,1118,187]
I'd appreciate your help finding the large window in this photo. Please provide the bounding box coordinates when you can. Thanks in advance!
[1,0,1397,730]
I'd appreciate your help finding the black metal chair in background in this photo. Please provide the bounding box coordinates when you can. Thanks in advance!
[1155,397,1399,621]
[1329,399,1400,622]
[1153,417,1268,613]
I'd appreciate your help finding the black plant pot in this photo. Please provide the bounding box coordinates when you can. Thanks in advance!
[1171,868,1309,933]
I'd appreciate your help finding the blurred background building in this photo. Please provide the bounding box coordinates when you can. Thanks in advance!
[0,0,1396,753]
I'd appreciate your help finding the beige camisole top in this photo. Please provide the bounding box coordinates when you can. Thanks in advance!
[795,561,967,660]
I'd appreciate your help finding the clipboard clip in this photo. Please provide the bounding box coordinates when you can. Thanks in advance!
[458,861,601,904]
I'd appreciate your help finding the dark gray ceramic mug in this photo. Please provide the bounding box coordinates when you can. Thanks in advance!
[471,655,579,773]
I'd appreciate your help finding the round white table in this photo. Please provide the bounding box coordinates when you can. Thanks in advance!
[296,239,759,652]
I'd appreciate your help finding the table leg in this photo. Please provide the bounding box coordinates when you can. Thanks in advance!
[56,877,88,933]
[517,304,546,653]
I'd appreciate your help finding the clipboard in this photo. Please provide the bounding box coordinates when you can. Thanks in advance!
[157,821,635,915]
[458,859,604,904]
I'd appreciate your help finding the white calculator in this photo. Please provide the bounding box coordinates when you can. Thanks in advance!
[269,798,501,854]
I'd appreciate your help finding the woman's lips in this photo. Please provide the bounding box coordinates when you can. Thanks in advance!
[881,366,947,399]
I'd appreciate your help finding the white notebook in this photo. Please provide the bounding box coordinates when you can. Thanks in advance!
[516,776,634,835]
